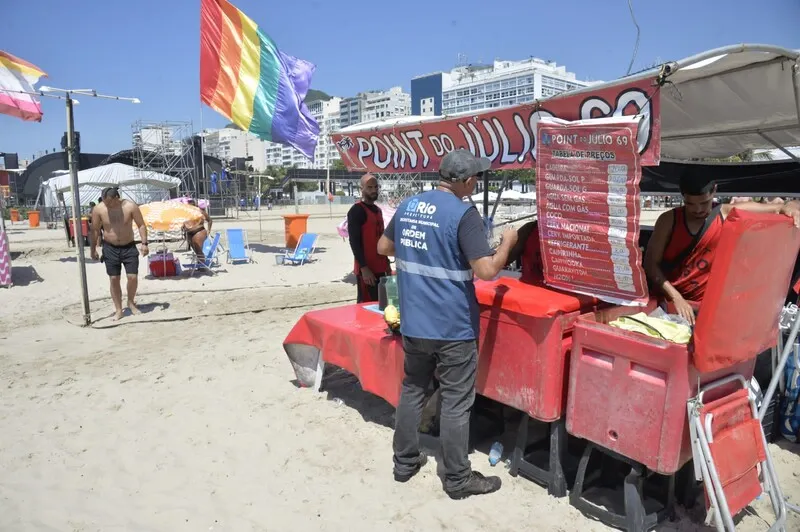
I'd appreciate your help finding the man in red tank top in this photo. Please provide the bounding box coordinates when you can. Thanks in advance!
[506,220,543,283]
[645,177,800,325]
[347,174,391,302]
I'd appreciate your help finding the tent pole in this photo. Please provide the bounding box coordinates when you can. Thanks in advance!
[793,60,800,128]
[258,174,262,242]
[490,173,511,221]
[482,172,489,219]
[327,159,332,219]
[199,107,207,201]
[758,132,800,163]
[66,95,91,326]
[662,123,798,142]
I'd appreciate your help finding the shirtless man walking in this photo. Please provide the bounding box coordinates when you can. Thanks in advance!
[90,187,149,320]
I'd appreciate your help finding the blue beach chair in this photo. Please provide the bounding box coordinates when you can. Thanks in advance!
[183,232,221,275]
[283,233,318,266]
[226,228,254,264]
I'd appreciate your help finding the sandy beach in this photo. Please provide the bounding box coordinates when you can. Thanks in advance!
[1,204,799,531]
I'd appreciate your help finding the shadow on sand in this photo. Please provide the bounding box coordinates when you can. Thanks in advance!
[10,266,44,287]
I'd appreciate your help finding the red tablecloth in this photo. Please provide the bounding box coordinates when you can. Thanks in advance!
[284,304,406,405]
[284,278,601,420]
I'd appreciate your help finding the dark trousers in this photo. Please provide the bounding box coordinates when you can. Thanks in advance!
[393,336,477,491]
[356,273,385,303]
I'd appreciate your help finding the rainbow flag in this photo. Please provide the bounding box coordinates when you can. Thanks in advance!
[200,0,319,159]
[0,51,47,122]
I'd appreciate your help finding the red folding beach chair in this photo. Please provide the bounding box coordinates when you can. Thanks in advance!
[687,375,786,531]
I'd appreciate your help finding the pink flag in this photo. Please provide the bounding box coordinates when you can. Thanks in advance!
[0,50,47,122]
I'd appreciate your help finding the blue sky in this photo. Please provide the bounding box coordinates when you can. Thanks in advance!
[2,0,799,161]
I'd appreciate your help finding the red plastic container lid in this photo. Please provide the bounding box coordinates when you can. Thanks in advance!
[475,277,598,318]
[692,209,800,372]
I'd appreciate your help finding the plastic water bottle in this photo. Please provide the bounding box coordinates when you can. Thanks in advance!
[488,442,503,466]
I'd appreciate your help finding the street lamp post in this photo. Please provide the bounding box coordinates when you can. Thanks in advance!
[40,86,140,326]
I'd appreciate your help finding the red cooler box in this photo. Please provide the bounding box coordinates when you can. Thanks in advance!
[566,210,800,474]
[149,253,178,277]
[475,277,601,422]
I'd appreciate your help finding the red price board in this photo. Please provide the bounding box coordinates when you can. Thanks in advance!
[535,117,649,305]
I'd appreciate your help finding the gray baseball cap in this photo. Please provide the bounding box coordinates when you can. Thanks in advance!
[439,149,491,181]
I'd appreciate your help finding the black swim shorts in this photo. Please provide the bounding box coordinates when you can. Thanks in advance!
[102,241,139,276]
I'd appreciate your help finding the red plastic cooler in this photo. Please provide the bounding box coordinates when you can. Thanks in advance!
[565,210,800,528]
[475,278,601,422]
[474,277,605,497]
[567,210,800,473]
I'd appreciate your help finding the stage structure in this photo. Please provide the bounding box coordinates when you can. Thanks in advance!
[373,172,501,207]
[200,159,258,218]
[375,172,426,207]
[131,120,197,197]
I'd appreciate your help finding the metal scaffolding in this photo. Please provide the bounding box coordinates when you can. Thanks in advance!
[376,172,426,207]
[131,120,197,197]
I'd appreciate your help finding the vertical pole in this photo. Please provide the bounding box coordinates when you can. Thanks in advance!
[0,193,6,234]
[199,107,207,202]
[482,172,489,219]
[67,96,91,326]
[258,174,263,242]
[293,180,299,214]
[326,161,332,219]
[199,140,207,203]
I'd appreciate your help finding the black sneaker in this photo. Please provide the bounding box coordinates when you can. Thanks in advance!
[393,454,428,483]
[445,471,502,500]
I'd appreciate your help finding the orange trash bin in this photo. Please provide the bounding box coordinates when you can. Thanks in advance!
[282,214,310,249]
[9,209,19,222]
[27,211,40,228]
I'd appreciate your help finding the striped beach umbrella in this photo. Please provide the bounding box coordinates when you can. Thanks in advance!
[139,201,204,232]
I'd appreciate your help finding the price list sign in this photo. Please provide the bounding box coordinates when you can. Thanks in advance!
[535,117,649,305]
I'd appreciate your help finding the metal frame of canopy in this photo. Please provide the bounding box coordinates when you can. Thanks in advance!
[648,45,800,162]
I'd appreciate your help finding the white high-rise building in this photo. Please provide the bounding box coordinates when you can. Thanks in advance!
[411,58,597,117]
[339,87,411,129]
[264,97,342,169]
[202,128,268,171]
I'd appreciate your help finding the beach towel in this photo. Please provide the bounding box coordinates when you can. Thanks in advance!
[609,312,692,344]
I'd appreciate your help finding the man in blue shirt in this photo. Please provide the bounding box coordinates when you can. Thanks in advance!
[378,149,518,499]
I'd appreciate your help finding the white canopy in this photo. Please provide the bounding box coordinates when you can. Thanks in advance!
[636,44,800,160]
[470,191,498,202]
[500,190,523,201]
[43,163,181,208]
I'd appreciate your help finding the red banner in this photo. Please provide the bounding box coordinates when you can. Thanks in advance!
[331,78,660,173]
[536,117,649,305]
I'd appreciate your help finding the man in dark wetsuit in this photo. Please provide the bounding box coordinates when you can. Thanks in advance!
[347,174,391,302]
[645,177,800,325]
[90,187,149,321]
